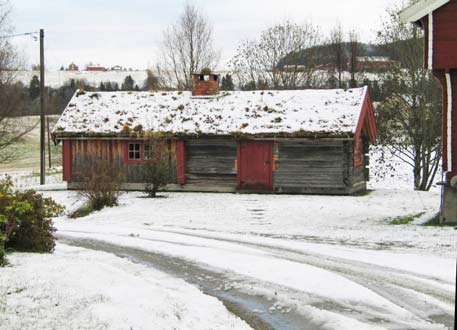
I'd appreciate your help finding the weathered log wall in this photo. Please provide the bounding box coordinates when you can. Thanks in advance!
[67,138,367,195]
[185,140,237,190]
[273,141,364,195]
[70,139,177,185]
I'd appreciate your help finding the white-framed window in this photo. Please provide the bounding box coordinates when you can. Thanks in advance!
[144,143,155,160]
[128,143,141,160]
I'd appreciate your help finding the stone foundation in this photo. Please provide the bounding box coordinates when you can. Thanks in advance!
[442,184,457,224]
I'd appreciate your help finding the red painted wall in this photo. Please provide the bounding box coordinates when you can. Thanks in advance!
[433,2,457,69]
[237,141,273,191]
[176,141,186,185]
[62,140,72,182]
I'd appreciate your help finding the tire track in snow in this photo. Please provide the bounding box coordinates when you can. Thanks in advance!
[57,236,318,330]
[57,228,454,329]
[140,228,455,329]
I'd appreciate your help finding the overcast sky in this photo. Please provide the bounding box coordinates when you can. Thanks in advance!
[9,0,400,70]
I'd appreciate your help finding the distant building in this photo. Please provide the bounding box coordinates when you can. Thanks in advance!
[355,56,396,70]
[111,65,123,71]
[86,65,107,72]
[68,63,79,71]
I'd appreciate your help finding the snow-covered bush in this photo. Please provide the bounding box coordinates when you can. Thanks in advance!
[0,176,63,265]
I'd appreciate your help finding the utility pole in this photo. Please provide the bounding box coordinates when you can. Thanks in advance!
[47,116,52,168]
[40,29,45,185]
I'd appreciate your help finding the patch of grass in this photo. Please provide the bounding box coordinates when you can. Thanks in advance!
[351,189,374,197]
[0,115,62,171]
[69,204,95,219]
[423,213,457,227]
[389,212,425,225]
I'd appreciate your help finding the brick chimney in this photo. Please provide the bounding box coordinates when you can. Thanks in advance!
[192,69,219,96]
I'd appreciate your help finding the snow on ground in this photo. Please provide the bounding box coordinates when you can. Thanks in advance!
[0,243,251,330]
[2,145,456,330]
[0,168,63,190]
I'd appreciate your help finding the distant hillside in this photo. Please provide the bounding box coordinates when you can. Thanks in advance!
[278,38,423,69]
[278,42,390,69]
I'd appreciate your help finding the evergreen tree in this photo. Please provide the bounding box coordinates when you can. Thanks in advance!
[221,74,234,91]
[99,82,105,91]
[242,80,257,91]
[28,75,40,100]
[121,75,135,91]
[105,82,113,91]
[112,82,120,91]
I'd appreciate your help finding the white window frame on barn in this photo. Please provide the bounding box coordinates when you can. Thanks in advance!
[144,143,155,160]
[128,143,141,160]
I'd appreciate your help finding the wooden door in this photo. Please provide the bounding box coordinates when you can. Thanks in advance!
[238,141,273,191]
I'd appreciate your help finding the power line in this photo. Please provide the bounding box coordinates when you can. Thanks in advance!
[0,31,39,40]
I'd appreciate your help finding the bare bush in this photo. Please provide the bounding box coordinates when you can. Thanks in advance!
[143,139,173,198]
[76,152,124,211]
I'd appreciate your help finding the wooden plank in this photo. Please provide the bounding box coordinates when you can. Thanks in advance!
[176,140,186,184]
[63,140,72,182]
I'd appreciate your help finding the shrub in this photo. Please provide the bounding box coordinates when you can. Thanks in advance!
[0,212,7,265]
[77,152,124,211]
[0,176,64,265]
[69,203,95,219]
[143,139,173,198]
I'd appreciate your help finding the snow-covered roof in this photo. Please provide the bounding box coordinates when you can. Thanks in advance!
[400,0,450,23]
[52,87,371,138]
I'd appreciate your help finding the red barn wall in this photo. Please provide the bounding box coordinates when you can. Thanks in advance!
[433,2,457,69]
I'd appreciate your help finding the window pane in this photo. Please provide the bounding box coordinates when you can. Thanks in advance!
[128,143,141,160]
[144,144,154,160]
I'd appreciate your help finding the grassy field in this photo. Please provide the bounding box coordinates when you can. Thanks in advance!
[0,116,62,171]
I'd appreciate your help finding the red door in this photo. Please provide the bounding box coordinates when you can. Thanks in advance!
[238,141,273,191]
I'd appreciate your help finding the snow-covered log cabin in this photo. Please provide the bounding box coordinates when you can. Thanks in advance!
[52,72,377,195]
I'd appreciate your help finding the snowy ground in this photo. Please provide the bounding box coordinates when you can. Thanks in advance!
[1,147,456,330]
[0,244,250,330]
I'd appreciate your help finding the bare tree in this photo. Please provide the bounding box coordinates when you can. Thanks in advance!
[159,3,219,90]
[376,3,442,191]
[230,20,322,90]
[348,30,360,88]
[143,69,161,90]
[0,0,34,164]
[328,23,347,88]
